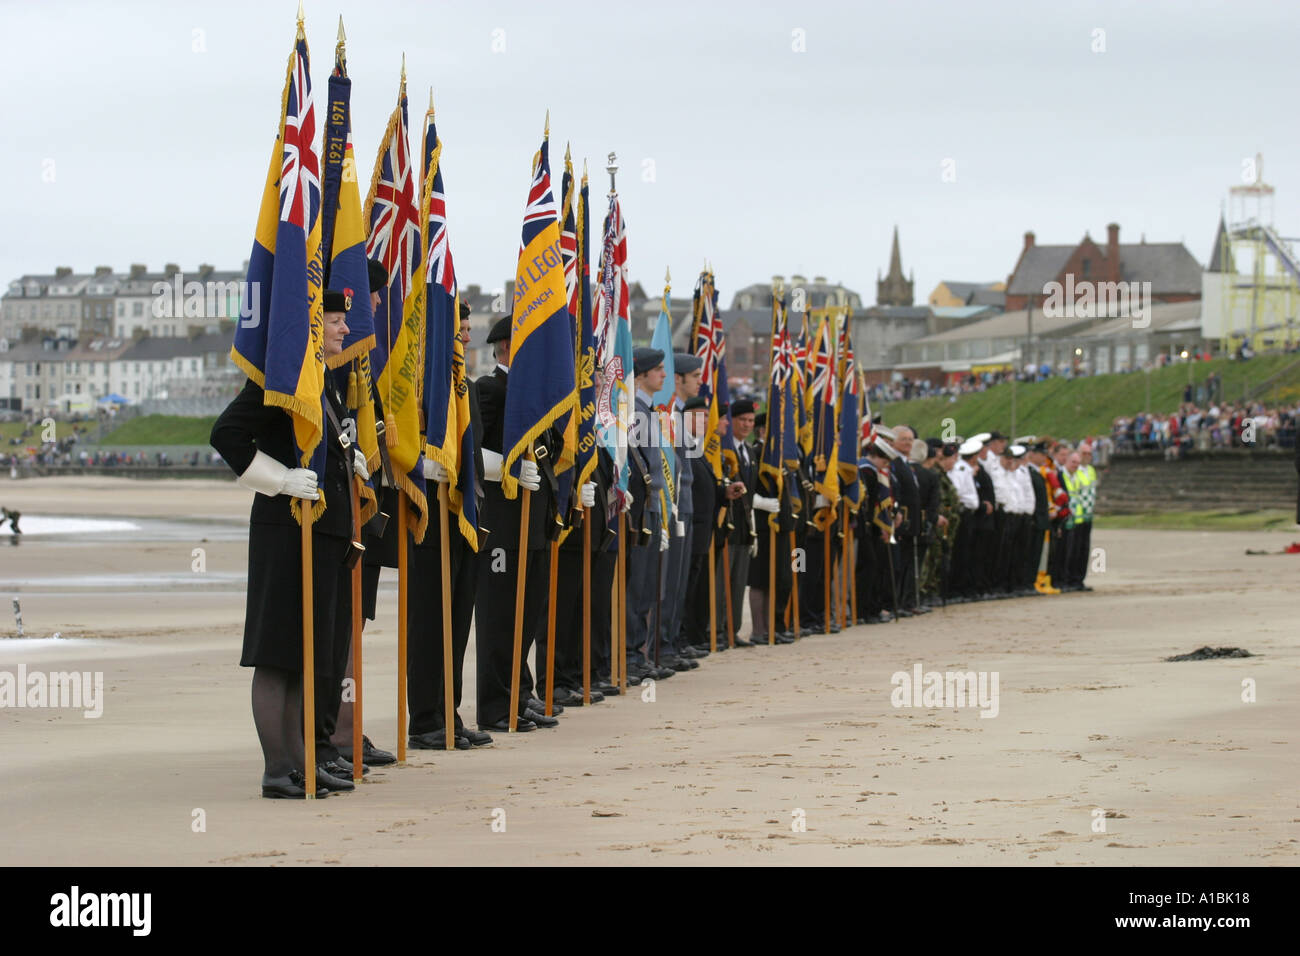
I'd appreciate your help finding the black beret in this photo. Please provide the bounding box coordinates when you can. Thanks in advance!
[730,398,755,417]
[367,259,389,293]
[633,347,664,376]
[683,395,708,411]
[753,412,767,429]
[673,352,703,375]
[323,289,351,313]
[988,430,1007,441]
[486,316,511,344]
[459,300,471,320]
[925,438,945,456]
[1031,440,1050,453]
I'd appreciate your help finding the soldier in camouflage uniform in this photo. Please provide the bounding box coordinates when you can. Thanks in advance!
[919,439,961,605]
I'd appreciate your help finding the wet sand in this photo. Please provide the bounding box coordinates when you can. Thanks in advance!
[0,477,1296,865]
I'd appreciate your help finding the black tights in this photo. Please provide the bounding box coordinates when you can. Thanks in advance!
[251,666,304,780]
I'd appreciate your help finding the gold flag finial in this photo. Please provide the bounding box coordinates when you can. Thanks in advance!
[337,15,345,45]
[544,110,550,139]
[401,52,406,80]
[428,86,435,115]
[582,158,588,183]
[565,142,572,165]
[295,0,305,38]
[666,266,672,286]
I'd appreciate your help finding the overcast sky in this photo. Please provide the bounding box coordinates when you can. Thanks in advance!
[4,0,1299,307]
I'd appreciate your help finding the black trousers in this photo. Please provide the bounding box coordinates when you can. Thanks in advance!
[682,547,712,646]
[407,528,476,735]
[474,544,550,727]
[1067,521,1093,586]
[1047,517,1069,585]
[750,523,793,631]
[801,527,829,628]
[1022,524,1047,589]
[591,549,616,680]
[894,535,919,610]
[544,546,596,694]
[316,543,353,763]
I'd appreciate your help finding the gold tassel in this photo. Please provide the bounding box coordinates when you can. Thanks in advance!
[347,368,359,409]
[385,414,397,449]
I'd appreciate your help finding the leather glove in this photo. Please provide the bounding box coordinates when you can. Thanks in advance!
[422,458,449,482]
[518,458,541,492]
[675,519,685,537]
[281,468,320,500]
[660,529,669,552]
[353,448,370,481]
[580,481,597,508]
[753,494,779,514]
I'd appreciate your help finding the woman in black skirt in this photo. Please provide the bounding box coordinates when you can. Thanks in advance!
[211,290,368,798]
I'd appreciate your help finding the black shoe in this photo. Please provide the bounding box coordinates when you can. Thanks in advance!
[458,726,493,746]
[339,735,396,767]
[1079,584,1093,592]
[317,765,355,793]
[663,655,698,670]
[773,633,796,645]
[409,731,471,751]
[733,638,755,648]
[595,682,620,696]
[679,645,706,659]
[528,696,564,715]
[523,708,559,728]
[481,717,535,733]
[566,687,605,704]
[332,755,369,776]
[262,769,329,799]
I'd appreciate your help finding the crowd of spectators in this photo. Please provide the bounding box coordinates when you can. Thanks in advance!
[1112,401,1299,456]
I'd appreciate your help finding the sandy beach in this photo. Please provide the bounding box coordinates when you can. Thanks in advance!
[0,477,1295,866]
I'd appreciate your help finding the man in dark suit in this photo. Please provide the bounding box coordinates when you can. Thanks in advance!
[887,425,927,615]
[211,289,367,798]
[681,395,722,652]
[408,300,493,749]
[473,317,563,733]
[720,399,758,647]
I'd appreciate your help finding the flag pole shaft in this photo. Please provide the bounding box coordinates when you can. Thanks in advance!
[397,494,409,764]
[545,538,558,716]
[839,504,848,630]
[849,521,858,625]
[438,482,455,752]
[707,536,716,654]
[767,521,775,645]
[789,529,799,639]
[582,509,591,705]
[509,480,532,732]
[350,479,363,782]
[618,512,628,688]
[823,517,831,635]
[302,503,316,799]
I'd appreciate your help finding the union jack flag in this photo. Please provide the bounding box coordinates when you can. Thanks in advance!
[425,146,455,294]
[520,153,559,243]
[280,40,319,232]
[365,84,421,301]
[560,152,579,317]
[593,195,628,370]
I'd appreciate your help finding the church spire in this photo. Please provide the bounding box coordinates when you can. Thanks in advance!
[877,224,914,306]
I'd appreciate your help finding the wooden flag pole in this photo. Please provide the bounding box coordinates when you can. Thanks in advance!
[849,521,858,625]
[397,494,409,764]
[301,504,317,799]
[614,512,625,688]
[707,536,717,653]
[618,512,628,688]
[822,516,832,635]
[838,504,848,631]
[767,522,776,646]
[350,479,363,782]
[437,481,455,752]
[789,529,800,639]
[582,509,591,705]
[509,475,532,732]
[544,538,559,716]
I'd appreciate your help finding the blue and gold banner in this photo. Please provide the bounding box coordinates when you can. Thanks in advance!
[501,132,576,499]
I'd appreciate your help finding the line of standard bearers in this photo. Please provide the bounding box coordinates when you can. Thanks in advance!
[214,274,1100,798]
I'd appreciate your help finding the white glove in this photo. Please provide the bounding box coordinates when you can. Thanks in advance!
[580,481,597,508]
[238,450,319,500]
[748,538,759,558]
[518,458,541,492]
[660,529,669,552]
[353,448,370,481]
[675,519,685,538]
[481,448,503,482]
[422,458,449,482]
[753,494,779,514]
[281,469,320,500]
[815,494,829,508]
[619,489,632,513]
